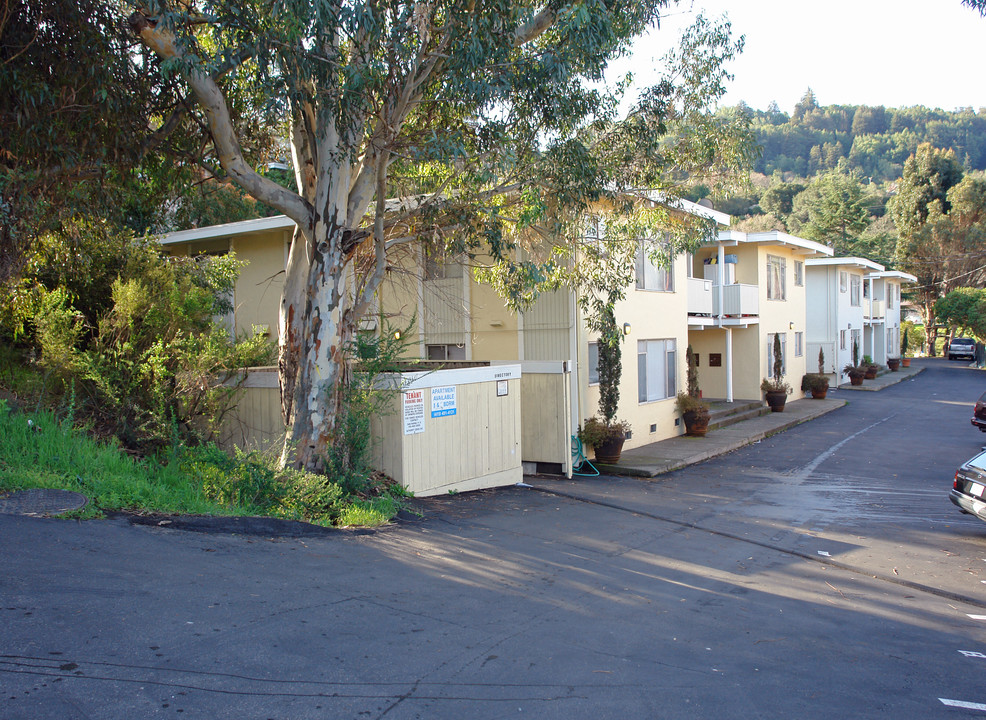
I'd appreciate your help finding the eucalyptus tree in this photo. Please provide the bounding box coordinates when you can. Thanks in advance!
[128,0,755,471]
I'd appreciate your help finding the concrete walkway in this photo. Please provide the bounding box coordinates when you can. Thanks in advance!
[586,363,924,478]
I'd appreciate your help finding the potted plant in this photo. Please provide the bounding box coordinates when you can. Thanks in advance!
[676,344,710,436]
[579,416,631,463]
[761,333,791,412]
[901,329,911,368]
[578,300,629,463]
[887,357,900,372]
[862,354,878,380]
[801,347,830,399]
[844,339,865,385]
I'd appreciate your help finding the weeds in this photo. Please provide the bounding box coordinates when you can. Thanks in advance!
[0,401,402,527]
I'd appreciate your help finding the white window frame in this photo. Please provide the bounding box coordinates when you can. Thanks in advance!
[795,331,804,357]
[850,275,861,307]
[888,283,896,309]
[635,241,674,292]
[794,261,804,287]
[839,271,848,293]
[766,255,787,301]
[637,339,677,404]
[840,329,847,350]
[766,332,787,376]
[588,342,599,385]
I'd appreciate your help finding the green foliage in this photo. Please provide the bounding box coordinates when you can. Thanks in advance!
[594,301,622,426]
[789,171,870,252]
[801,373,829,393]
[578,416,630,448]
[761,333,791,394]
[935,287,986,340]
[0,225,275,453]
[0,400,398,527]
[318,320,416,495]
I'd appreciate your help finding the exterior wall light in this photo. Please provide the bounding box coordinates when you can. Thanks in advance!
[623,323,632,335]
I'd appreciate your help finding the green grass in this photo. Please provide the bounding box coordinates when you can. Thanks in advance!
[0,401,402,527]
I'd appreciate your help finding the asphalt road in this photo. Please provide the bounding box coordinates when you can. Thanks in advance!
[3,357,986,719]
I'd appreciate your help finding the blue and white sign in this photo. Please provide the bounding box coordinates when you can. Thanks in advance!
[431,386,457,418]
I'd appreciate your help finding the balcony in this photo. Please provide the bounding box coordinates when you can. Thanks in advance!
[864,298,885,323]
[713,283,760,322]
[687,277,714,315]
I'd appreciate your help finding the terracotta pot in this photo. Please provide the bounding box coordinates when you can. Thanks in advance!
[593,436,626,464]
[683,409,710,437]
[764,390,787,412]
[810,386,828,399]
[864,367,878,380]
[849,374,864,386]
[887,358,900,372]
[901,358,911,367]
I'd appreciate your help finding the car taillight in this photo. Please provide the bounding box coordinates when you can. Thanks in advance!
[955,472,961,489]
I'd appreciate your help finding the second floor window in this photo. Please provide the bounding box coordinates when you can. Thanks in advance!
[766,255,786,300]
[850,275,861,306]
[840,271,848,293]
[794,261,804,287]
[635,241,674,292]
[888,283,897,309]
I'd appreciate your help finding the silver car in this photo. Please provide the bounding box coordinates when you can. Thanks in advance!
[950,450,986,523]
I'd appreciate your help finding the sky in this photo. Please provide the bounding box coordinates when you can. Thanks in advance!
[615,0,986,114]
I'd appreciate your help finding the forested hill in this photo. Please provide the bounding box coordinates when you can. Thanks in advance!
[738,90,986,183]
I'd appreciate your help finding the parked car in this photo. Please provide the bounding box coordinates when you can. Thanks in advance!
[948,337,976,361]
[950,450,986,523]
[973,391,986,432]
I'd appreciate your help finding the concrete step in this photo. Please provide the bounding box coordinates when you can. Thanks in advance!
[706,399,764,421]
[708,405,770,431]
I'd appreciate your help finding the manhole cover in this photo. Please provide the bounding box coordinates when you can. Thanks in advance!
[0,489,88,516]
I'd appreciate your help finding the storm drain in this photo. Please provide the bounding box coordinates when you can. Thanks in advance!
[0,489,88,516]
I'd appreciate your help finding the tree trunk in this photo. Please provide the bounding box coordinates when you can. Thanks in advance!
[280,219,352,472]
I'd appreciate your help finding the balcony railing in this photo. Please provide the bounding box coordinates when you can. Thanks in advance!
[867,298,885,320]
[713,283,759,317]
[687,277,713,315]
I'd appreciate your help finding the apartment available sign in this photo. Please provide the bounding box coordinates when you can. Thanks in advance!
[402,389,425,435]
[431,386,457,418]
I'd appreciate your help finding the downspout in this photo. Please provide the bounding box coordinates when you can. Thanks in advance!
[717,242,733,402]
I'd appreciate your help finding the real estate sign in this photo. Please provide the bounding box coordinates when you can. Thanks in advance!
[430,386,457,418]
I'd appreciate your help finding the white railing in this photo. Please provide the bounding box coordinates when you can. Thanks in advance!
[687,277,713,315]
[713,283,759,317]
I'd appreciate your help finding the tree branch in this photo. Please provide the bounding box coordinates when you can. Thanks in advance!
[129,10,314,230]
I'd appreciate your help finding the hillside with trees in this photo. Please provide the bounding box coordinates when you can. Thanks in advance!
[689,92,986,353]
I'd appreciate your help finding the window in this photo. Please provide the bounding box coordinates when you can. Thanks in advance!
[588,342,599,385]
[426,344,466,360]
[425,255,463,280]
[794,261,804,287]
[635,241,674,292]
[638,339,677,403]
[840,271,848,293]
[840,329,847,350]
[766,255,786,300]
[850,275,861,306]
[888,283,896,309]
[863,280,870,299]
[795,332,804,357]
[766,332,787,375]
